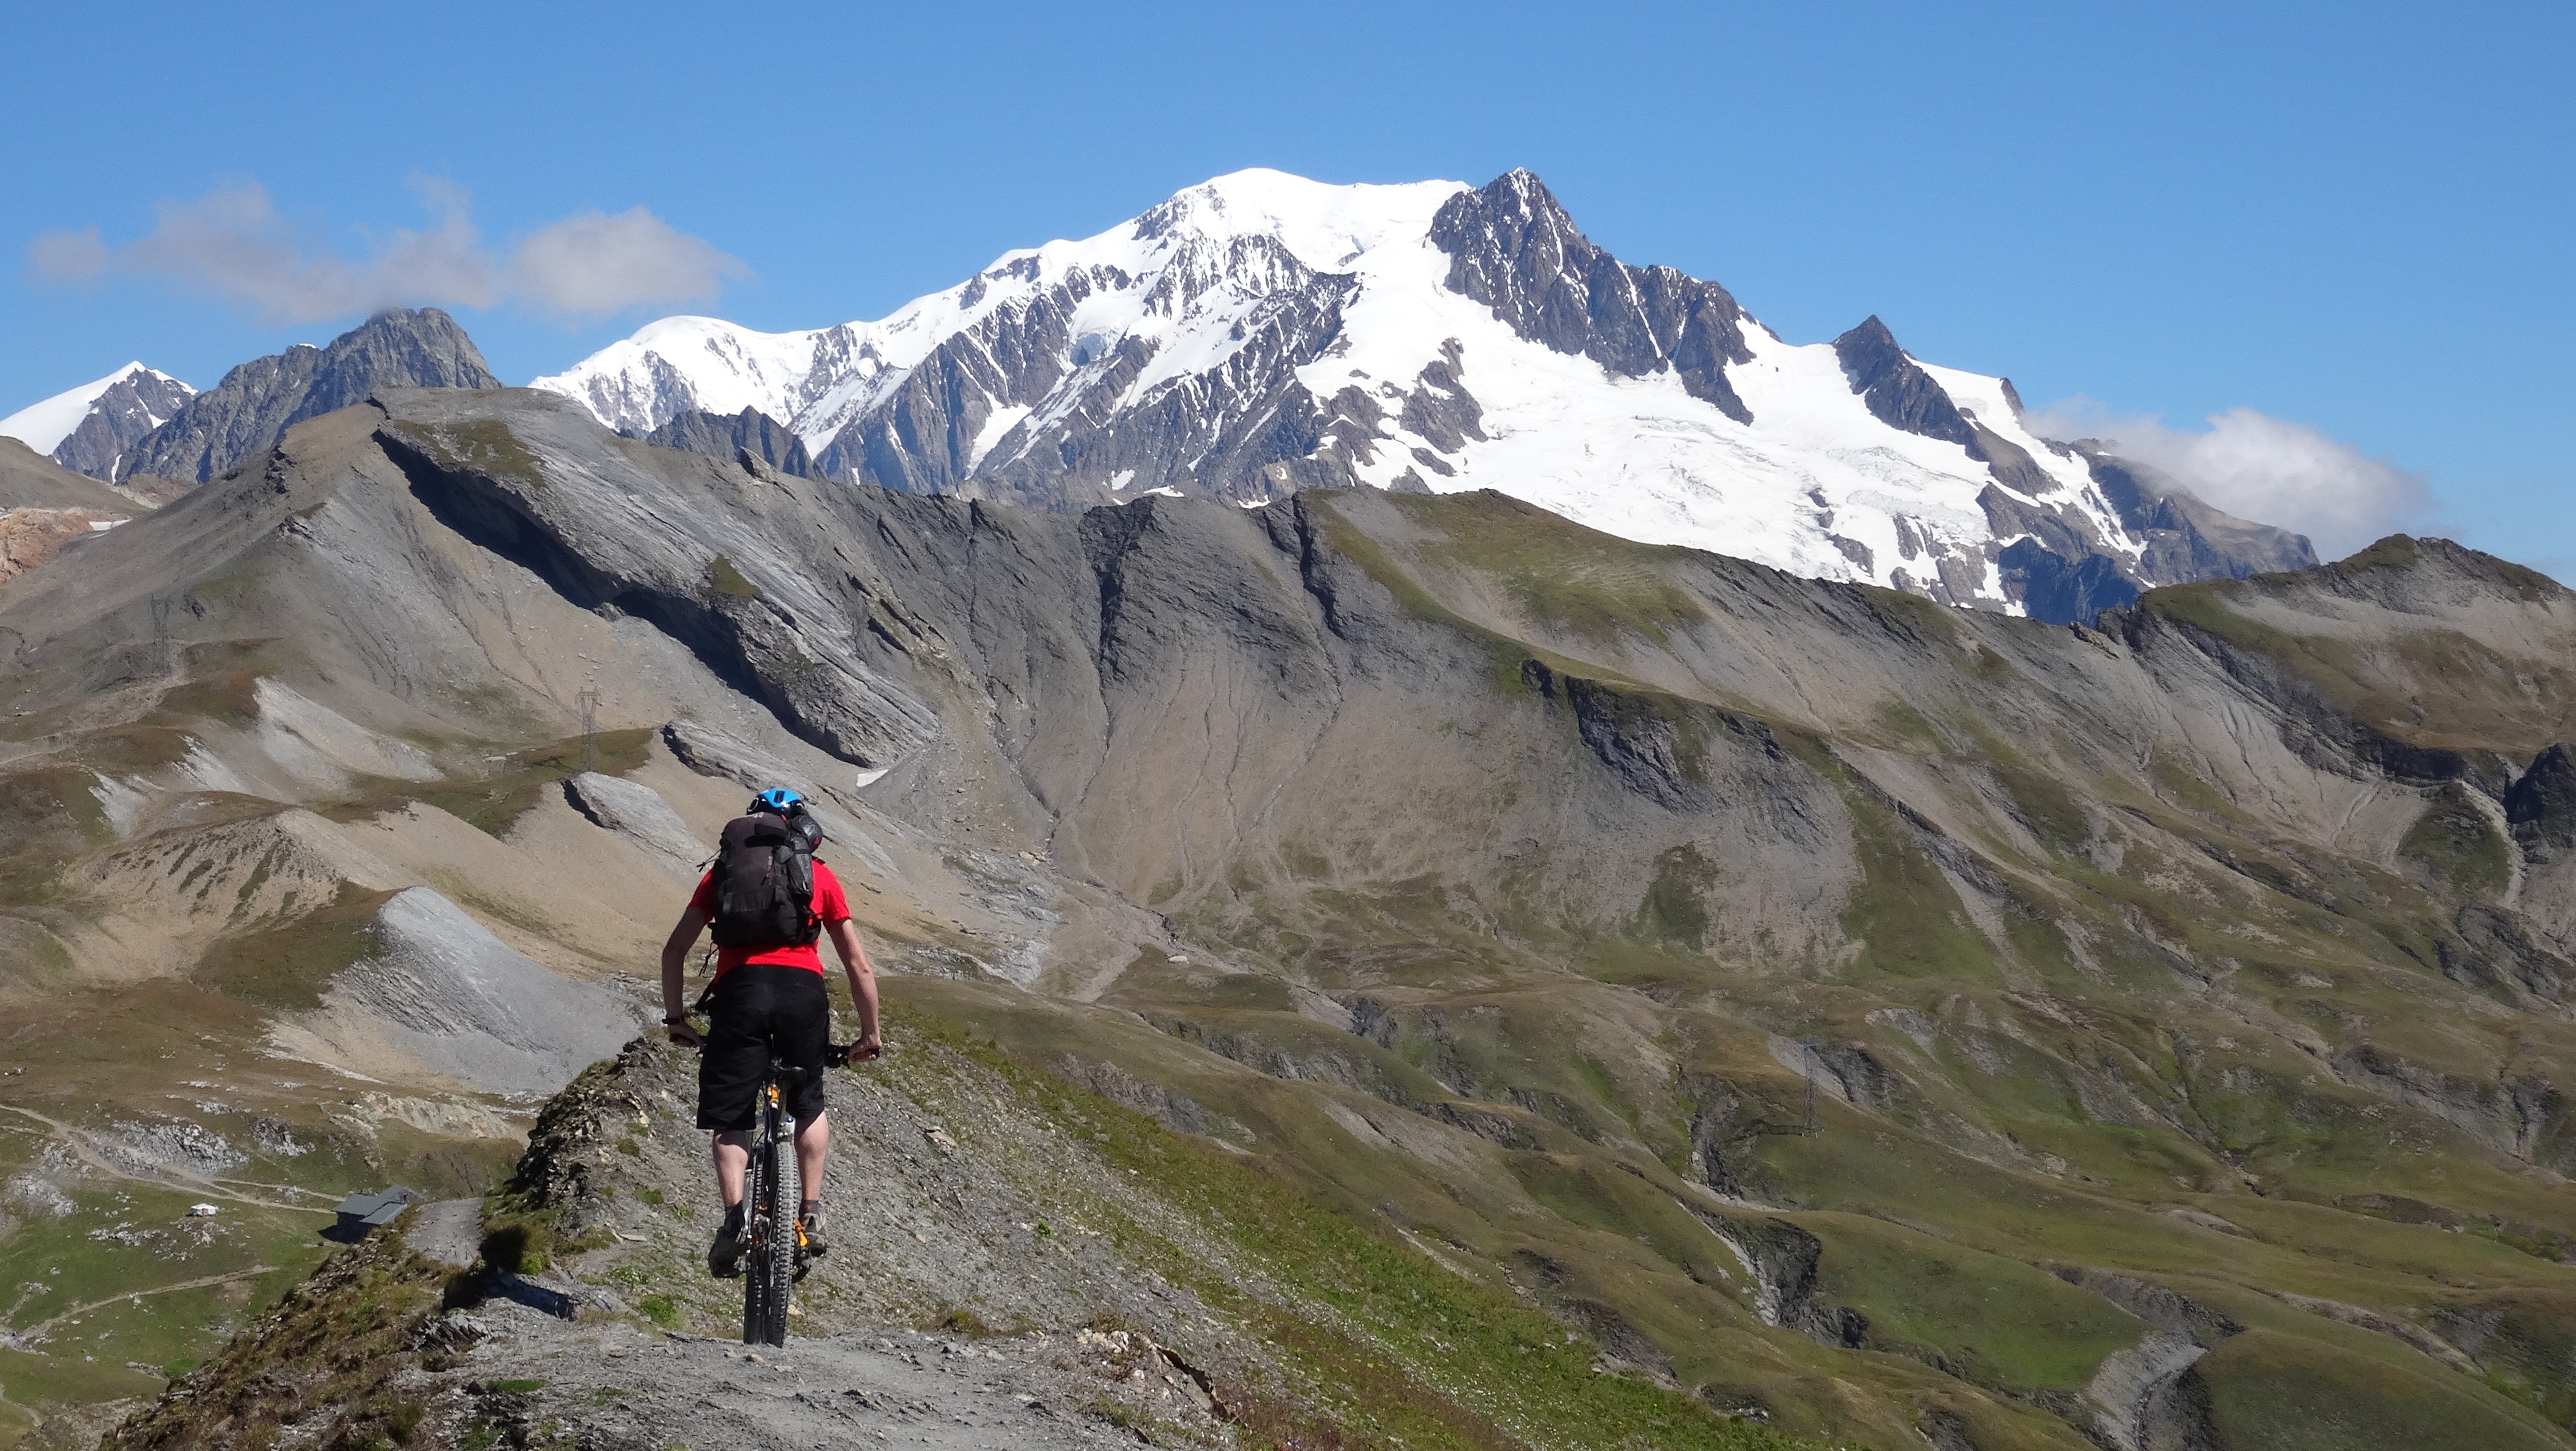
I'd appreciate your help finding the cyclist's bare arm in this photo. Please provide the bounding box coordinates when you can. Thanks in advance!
[661,905,712,1045]
[827,918,883,1060]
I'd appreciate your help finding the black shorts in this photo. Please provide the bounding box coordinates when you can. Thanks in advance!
[697,965,831,1131]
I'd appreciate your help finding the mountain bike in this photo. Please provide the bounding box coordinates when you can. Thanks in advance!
[727,1042,855,1347]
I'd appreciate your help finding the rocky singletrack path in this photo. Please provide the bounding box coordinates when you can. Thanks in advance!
[447,1313,1181,1450]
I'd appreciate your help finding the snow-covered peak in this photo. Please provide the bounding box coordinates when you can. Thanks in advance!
[0,363,190,456]
[1128,169,1467,271]
[531,168,2309,622]
[535,174,1473,452]
[529,317,847,437]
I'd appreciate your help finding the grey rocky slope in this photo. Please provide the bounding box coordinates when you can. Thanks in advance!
[0,436,136,587]
[114,307,499,485]
[4,386,2576,1449]
[0,436,138,514]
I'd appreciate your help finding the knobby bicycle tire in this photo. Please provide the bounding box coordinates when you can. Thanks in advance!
[742,1103,798,1346]
[764,1113,799,1343]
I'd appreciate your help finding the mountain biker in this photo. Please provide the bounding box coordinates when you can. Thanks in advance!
[660,786,883,1278]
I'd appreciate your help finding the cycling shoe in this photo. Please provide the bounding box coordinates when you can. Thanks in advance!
[708,1218,746,1279]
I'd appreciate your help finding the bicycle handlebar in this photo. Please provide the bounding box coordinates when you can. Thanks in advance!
[669,1019,868,1071]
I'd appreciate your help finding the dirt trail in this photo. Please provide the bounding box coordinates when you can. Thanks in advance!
[403,1198,483,1270]
[445,1313,1181,1450]
[12,1268,278,1341]
[0,1103,312,1212]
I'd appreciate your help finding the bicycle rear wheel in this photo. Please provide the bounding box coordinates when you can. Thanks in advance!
[742,1107,798,1346]
[762,1114,799,1342]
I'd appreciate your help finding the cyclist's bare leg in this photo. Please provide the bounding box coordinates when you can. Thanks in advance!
[711,1129,750,1208]
[794,1111,829,1207]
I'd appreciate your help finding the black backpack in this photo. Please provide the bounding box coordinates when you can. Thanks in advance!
[709,808,823,948]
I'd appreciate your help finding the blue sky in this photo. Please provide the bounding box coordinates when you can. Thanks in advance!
[4,1,2568,567]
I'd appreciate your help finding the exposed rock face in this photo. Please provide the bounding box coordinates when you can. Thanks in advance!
[1994,535,2146,623]
[1834,314,1977,446]
[51,368,196,480]
[643,405,818,478]
[371,393,944,768]
[118,308,499,484]
[802,231,1374,510]
[2084,446,2320,582]
[560,770,706,873]
[2509,744,2576,852]
[274,887,638,1095]
[1428,169,1755,422]
[0,508,121,582]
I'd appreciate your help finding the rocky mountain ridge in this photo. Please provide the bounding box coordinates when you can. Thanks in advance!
[112,309,499,486]
[0,387,2571,1450]
[537,168,2314,624]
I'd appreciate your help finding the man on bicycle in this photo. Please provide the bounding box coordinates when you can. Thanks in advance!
[660,786,883,1278]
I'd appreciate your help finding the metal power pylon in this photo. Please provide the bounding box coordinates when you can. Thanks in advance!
[150,595,174,674]
[576,684,602,773]
[1803,1035,1823,1134]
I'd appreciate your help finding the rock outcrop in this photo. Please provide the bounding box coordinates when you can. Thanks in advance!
[0,507,121,582]
[643,404,819,478]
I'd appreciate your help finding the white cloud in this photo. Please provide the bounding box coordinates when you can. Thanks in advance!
[504,208,746,318]
[28,180,744,325]
[2026,398,2433,560]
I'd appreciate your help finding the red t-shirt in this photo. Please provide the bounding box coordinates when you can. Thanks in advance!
[689,860,853,976]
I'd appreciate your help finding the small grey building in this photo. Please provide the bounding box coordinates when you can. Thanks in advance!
[332,1185,422,1238]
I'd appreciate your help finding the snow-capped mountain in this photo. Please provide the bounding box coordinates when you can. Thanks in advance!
[0,362,194,481]
[534,169,2311,622]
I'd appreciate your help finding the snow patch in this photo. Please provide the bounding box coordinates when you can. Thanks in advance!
[967,404,1032,470]
[89,775,151,837]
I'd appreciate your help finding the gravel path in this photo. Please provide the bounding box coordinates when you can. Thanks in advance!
[443,1313,1210,1449]
[404,1197,483,1270]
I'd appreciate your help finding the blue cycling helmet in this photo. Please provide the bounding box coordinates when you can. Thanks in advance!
[750,786,804,814]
